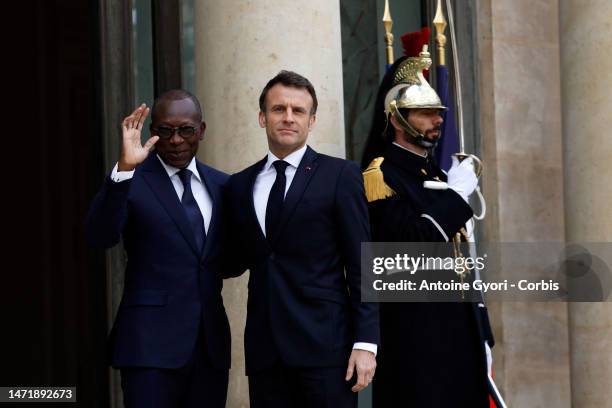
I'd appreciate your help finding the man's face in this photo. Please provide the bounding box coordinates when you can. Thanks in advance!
[258,84,316,155]
[151,98,205,168]
[406,108,443,144]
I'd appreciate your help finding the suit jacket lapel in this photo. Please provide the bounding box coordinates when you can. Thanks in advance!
[269,146,319,245]
[140,155,200,257]
[248,157,268,244]
[197,162,217,260]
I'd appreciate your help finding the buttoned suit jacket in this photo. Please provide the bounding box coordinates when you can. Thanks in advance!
[86,153,231,371]
[224,146,379,374]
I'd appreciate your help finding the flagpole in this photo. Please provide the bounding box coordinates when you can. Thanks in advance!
[433,0,447,67]
[382,0,394,66]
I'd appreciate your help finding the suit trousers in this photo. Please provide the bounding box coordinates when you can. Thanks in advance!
[248,361,357,408]
[120,327,228,408]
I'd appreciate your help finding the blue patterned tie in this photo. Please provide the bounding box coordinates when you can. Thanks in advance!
[178,169,206,253]
[265,160,290,240]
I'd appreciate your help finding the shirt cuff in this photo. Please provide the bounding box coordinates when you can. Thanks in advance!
[353,342,377,356]
[110,162,135,183]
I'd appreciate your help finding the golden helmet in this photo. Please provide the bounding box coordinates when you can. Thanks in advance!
[384,45,446,114]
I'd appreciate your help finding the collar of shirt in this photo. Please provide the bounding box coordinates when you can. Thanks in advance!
[156,154,202,183]
[392,141,428,158]
[263,144,308,172]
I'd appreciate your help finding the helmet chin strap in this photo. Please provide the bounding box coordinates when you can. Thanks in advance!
[388,101,438,149]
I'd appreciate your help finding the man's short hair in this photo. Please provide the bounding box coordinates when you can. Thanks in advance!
[259,70,318,115]
[151,89,203,123]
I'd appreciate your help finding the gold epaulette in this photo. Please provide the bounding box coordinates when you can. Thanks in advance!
[362,157,396,203]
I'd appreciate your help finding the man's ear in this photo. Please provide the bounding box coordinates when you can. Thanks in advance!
[308,114,316,130]
[199,121,206,140]
[258,111,266,128]
[389,113,402,132]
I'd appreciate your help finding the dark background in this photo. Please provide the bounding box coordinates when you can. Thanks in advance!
[3,0,186,405]
[3,1,108,406]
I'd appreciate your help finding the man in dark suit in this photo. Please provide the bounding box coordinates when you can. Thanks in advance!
[224,71,379,407]
[362,52,494,407]
[86,90,230,408]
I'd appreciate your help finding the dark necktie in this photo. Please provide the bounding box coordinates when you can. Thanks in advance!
[265,160,290,240]
[178,168,206,253]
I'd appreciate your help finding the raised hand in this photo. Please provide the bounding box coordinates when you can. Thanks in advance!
[118,104,159,171]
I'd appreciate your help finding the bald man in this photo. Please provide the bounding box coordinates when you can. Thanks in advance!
[86,90,230,408]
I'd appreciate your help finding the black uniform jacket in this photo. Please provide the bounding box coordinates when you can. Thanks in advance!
[368,143,494,408]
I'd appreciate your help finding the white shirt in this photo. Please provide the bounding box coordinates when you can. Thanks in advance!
[252,145,307,236]
[252,145,377,356]
[110,155,212,233]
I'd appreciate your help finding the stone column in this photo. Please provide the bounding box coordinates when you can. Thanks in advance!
[477,0,571,406]
[194,1,346,406]
[560,1,612,406]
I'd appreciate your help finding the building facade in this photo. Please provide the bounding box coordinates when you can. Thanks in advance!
[21,0,612,406]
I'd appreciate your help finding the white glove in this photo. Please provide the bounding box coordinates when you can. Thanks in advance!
[447,156,478,203]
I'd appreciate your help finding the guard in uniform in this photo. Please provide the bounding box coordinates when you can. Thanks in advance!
[363,48,494,407]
